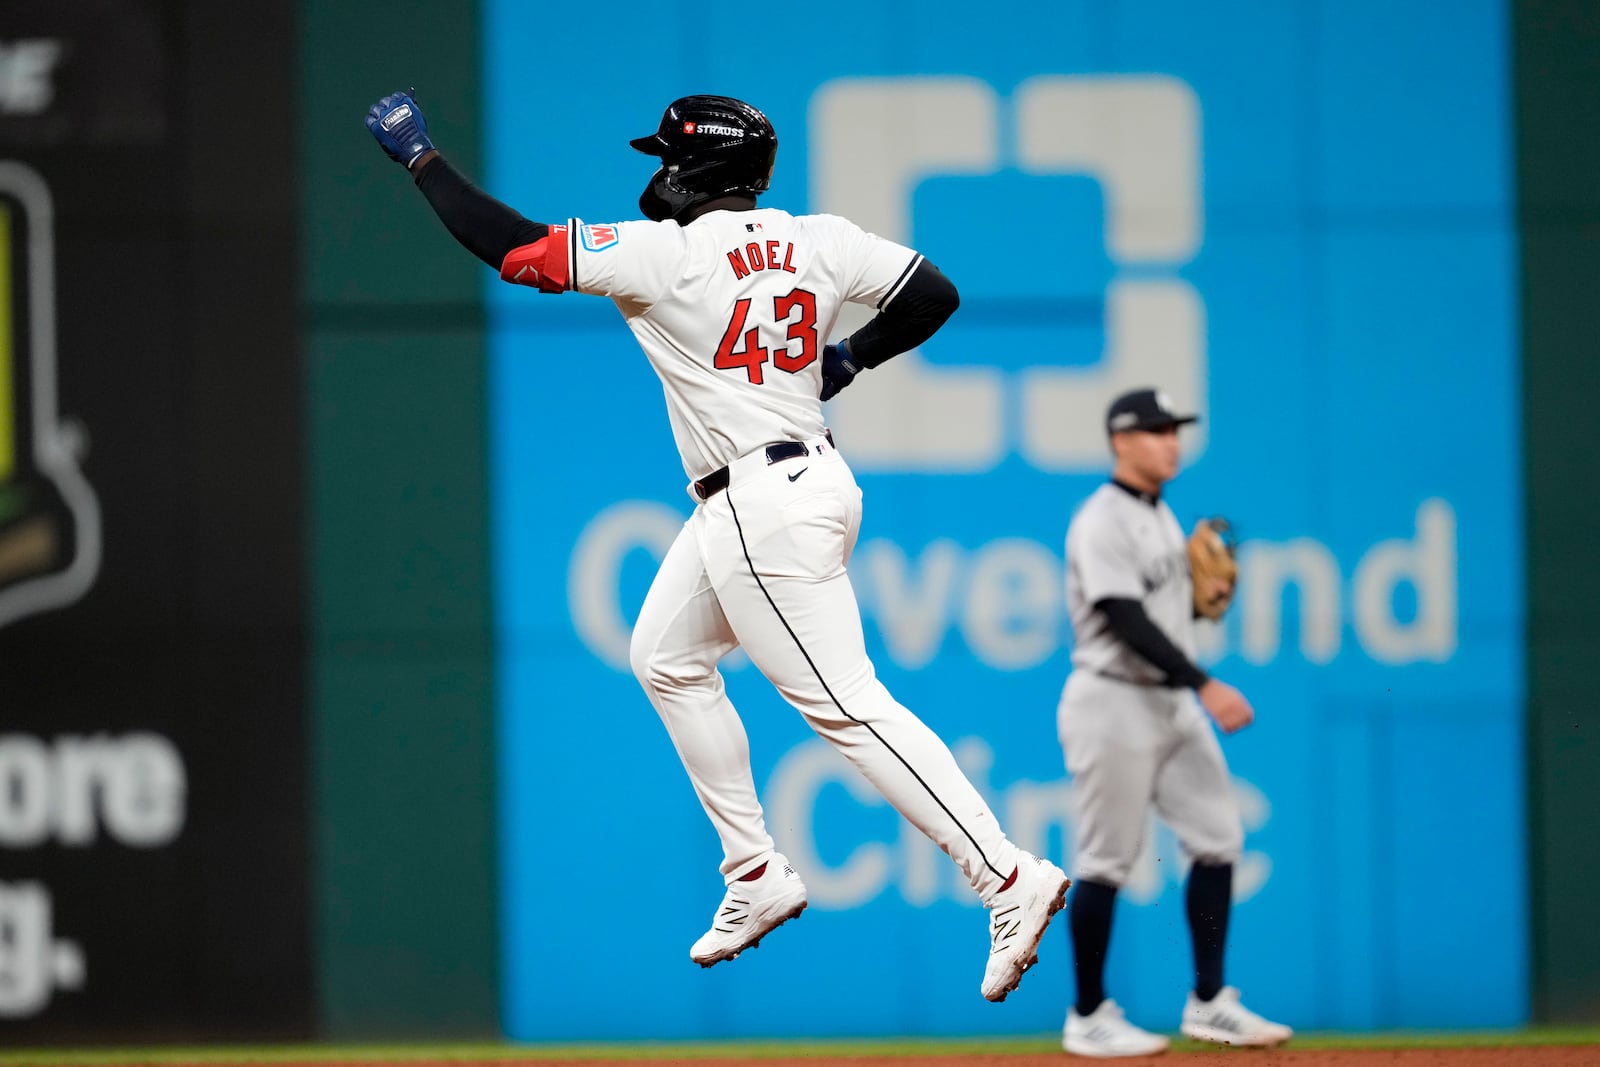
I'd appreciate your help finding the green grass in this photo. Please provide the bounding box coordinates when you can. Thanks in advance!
[3,1027,1598,1065]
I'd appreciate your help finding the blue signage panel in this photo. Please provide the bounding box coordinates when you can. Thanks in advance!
[486,0,1521,1040]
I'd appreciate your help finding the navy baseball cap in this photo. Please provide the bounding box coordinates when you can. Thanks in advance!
[1105,388,1199,434]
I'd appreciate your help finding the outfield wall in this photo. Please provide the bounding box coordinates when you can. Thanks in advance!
[301,0,500,1039]
[0,0,310,1041]
[487,0,1524,1040]
[1515,0,1600,1024]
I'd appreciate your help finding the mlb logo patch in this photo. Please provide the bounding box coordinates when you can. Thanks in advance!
[581,224,620,252]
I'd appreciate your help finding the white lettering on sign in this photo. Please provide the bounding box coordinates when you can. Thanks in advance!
[0,733,187,848]
[0,40,64,116]
[761,737,1272,909]
[569,498,1461,672]
[0,881,84,1018]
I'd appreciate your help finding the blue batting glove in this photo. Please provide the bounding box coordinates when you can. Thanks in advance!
[820,343,860,401]
[365,88,435,168]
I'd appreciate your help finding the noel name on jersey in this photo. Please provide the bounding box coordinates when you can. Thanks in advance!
[726,239,799,279]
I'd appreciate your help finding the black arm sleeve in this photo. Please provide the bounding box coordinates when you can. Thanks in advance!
[412,155,549,271]
[841,258,959,369]
[1096,597,1210,689]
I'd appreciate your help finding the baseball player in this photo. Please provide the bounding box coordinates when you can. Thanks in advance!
[365,90,1069,1001]
[1056,388,1292,1056]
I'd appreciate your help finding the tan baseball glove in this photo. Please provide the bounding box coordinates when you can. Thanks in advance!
[1188,517,1238,621]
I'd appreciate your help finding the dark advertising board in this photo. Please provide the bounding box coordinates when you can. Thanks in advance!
[0,0,310,1041]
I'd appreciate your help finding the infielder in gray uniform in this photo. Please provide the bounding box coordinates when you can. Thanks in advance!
[1057,388,1292,1057]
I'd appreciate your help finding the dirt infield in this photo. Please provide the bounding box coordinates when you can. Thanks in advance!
[680,1051,1600,1067]
[527,1053,1589,1067]
[17,1041,1600,1067]
[260,1049,1600,1067]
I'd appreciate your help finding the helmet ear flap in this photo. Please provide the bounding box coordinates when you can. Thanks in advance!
[639,166,690,222]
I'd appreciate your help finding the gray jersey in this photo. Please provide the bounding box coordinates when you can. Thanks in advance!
[1065,482,1195,682]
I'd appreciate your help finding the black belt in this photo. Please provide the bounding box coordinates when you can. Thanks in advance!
[1088,668,1164,688]
[694,431,834,501]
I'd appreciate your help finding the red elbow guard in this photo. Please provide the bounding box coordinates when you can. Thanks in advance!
[500,224,570,293]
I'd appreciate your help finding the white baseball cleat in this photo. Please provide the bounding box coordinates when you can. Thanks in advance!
[689,854,808,967]
[1180,986,1293,1047]
[1064,998,1172,1058]
[980,852,1071,1002]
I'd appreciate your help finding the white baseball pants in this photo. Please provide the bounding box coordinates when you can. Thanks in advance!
[1057,670,1243,886]
[630,435,1020,902]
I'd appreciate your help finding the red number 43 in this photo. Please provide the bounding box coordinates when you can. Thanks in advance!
[714,289,819,384]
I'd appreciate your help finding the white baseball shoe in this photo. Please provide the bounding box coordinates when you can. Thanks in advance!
[1064,999,1171,1057]
[689,854,808,967]
[1180,986,1293,1047]
[980,852,1071,1002]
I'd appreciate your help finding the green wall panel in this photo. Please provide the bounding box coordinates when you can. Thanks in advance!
[301,2,497,1037]
[1515,0,1600,1023]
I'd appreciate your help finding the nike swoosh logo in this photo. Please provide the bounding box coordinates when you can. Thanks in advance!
[787,467,808,482]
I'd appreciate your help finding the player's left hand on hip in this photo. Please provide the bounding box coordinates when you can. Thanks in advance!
[365,88,435,168]
[820,343,860,401]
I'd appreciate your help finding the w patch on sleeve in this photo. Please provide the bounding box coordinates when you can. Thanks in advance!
[580,224,620,252]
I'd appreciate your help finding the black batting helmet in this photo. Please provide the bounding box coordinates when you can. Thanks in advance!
[631,95,778,221]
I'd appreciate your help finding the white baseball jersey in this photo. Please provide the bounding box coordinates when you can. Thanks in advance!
[1065,481,1197,682]
[560,208,921,479]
